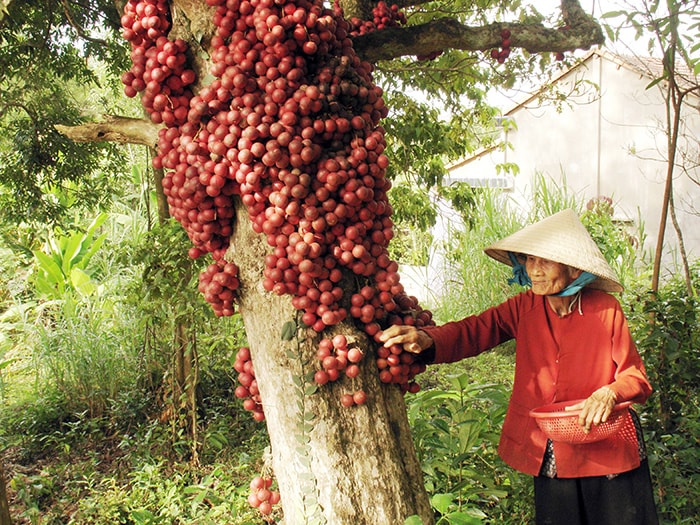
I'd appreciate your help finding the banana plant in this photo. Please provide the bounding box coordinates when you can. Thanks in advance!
[31,213,108,299]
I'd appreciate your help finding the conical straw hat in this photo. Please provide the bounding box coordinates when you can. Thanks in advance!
[484,209,623,292]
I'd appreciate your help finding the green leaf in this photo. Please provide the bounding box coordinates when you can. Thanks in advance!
[0,358,18,370]
[80,231,107,268]
[447,372,470,392]
[33,250,66,296]
[442,511,485,524]
[33,249,64,281]
[431,492,455,514]
[70,267,95,296]
[61,232,87,275]
[645,76,664,90]
[404,516,424,525]
[281,320,297,340]
[600,10,627,19]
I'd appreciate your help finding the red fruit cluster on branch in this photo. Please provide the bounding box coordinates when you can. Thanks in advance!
[198,261,240,316]
[248,475,280,519]
[377,342,424,393]
[122,0,240,314]
[120,0,196,125]
[336,1,407,36]
[121,0,435,394]
[490,28,511,64]
[313,334,369,403]
[314,334,356,384]
[234,347,265,421]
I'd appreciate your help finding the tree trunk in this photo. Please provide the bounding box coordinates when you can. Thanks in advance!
[0,461,11,525]
[226,201,433,524]
[47,2,605,522]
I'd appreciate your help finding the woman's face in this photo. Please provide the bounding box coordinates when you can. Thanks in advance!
[523,255,581,296]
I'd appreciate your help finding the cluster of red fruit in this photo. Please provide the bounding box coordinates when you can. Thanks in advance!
[247,475,280,518]
[198,261,241,317]
[121,0,435,393]
[121,0,241,318]
[338,1,407,36]
[490,28,512,64]
[233,347,265,421]
[416,49,443,61]
[377,343,424,393]
[313,334,368,405]
[120,0,196,126]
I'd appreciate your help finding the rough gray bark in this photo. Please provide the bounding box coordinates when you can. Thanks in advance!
[226,200,433,524]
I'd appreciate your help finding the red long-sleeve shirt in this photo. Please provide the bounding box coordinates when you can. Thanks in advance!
[422,288,652,478]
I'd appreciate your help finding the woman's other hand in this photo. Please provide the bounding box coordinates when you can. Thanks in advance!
[378,325,434,355]
[565,386,617,433]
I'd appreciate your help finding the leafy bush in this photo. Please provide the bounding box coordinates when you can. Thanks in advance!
[625,262,700,524]
[406,374,533,524]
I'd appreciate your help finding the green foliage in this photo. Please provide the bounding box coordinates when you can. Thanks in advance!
[6,440,264,525]
[431,189,521,319]
[379,1,561,112]
[382,91,493,188]
[387,184,435,266]
[129,219,206,310]
[437,183,480,231]
[601,1,700,74]
[29,214,108,299]
[0,178,262,523]
[0,0,132,224]
[68,461,261,525]
[624,263,700,523]
[407,374,533,524]
[378,80,501,269]
[580,196,649,289]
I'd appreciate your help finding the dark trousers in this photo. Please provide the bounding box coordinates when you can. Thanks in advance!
[534,459,659,525]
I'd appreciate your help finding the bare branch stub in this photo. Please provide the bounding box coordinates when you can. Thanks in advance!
[54,115,161,147]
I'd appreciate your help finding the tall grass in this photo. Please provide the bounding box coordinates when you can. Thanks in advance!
[431,174,647,323]
[33,295,146,419]
[431,188,521,323]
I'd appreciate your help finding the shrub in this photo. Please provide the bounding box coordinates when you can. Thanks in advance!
[625,262,700,524]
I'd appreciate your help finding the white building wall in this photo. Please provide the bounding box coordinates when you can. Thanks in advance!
[448,50,700,266]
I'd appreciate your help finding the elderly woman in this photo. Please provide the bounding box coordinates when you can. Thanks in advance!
[380,209,658,525]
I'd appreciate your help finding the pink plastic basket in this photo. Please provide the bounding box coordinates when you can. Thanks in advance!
[530,399,632,444]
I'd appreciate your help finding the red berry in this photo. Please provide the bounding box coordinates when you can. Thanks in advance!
[340,393,355,407]
[353,390,367,405]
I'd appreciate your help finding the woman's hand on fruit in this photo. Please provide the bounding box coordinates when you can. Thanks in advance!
[378,325,434,355]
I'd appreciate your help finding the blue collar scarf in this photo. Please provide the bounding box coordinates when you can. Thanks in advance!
[551,271,597,296]
[506,251,597,296]
[507,252,531,287]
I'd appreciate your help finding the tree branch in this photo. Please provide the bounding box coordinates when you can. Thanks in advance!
[352,2,604,62]
[60,0,109,46]
[54,115,161,147]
